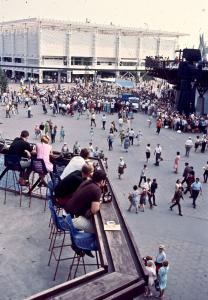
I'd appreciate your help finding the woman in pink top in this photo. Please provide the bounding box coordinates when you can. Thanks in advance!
[173,151,180,174]
[35,135,53,172]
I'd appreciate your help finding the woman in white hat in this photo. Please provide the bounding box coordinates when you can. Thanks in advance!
[118,157,126,179]
[155,244,166,274]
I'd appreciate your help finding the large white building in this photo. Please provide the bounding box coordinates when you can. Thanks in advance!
[0,18,187,82]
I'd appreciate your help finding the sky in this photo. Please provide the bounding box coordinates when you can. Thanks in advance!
[0,0,208,48]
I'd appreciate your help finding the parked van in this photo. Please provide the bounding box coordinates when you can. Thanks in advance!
[129,97,140,112]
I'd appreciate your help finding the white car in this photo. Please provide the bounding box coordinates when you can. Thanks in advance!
[129,97,140,112]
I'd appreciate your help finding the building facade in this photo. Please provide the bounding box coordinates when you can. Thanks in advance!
[0,18,187,82]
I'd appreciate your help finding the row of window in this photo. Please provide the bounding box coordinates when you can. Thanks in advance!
[42,56,139,66]
[0,56,141,66]
[0,57,24,63]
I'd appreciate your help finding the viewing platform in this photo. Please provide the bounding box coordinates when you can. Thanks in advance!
[0,147,146,300]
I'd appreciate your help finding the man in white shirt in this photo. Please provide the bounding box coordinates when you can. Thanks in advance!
[185,137,193,157]
[129,128,135,145]
[118,117,123,131]
[101,114,107,130]
[154,144,162,166]
[61,148,89,179]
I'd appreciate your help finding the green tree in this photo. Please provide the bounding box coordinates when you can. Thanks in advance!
[0,68,8,93]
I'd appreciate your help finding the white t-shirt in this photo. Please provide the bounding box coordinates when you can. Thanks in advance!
[61,156,85,179]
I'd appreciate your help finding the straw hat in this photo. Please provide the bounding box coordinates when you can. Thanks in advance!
[159,244,165,250]
[41,135,50,144]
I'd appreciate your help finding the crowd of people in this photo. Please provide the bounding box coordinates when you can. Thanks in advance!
[1,77,208,299]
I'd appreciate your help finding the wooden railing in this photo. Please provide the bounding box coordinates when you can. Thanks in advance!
[0,145,146,300]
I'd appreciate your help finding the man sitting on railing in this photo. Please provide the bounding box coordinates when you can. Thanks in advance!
[8,130,34,185]
[64,170,106,233]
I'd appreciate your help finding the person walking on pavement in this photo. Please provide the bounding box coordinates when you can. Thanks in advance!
[119,130,125,146]
[139,187,148,212]
[170,186,184,216]
[191,178,202,209]
[118,157,126,179]
[155,245,166,274]
[184,169,195,196]
[203,161,208,183]
[90,112,96,127]
[123,135,130,152]
[144,260,157,297]
[181,162,192,185]
[101,114,106,130]
[150,178,158,206]
[154,144,162,166]
[156,118,162,134]
[145,143,151,163]
[175,179,182,191]
[201,134,207,153]
[194,135,200,152]
[143,178,152,208]
[138,164,147,187]
[129,128,135,145]
[127,185,139,213]
[173,151,180,174]
[185,137,193,157]
[158,261,169,299]
[107,132,114,151]
[136,130,143,146]
[118,116,124,132]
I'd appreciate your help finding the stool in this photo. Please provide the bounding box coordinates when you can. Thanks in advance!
[48,199,73,281]
[65,214,100,280]
[28,158,49,210]
[0,154,23,206]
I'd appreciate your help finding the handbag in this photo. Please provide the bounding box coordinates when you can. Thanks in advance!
[128,194,133,202]
[154,279,160,291]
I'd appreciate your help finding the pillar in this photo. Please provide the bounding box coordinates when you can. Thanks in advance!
[57,71,61,89]
[11,69,15,78]
[136,37,141,66]
[11,26,15,62]
[0,29,4,62]
[66,30,72,83]
[24,26,29,79]
[116,71,120,78]
[156,37,160,57]
[92,29,97,67]
[115,32,121,67]
[39,70,43,83]
[67,71,71,83]
[38,22,43,73]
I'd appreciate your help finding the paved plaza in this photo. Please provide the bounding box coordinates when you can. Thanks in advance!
[0,94,208,300]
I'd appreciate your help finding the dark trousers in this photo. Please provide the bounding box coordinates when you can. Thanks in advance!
[184,185,191,195]
[139,176,146,187]
[155,153,161,166]
[102,121,106,130]
[150,193,156,205]
[170,201,182,214]
[129,136,134,145]
[156,127,161,134]
[108,141,113,150]
[148,194,153,208]
[185,146,191,157]
[203,171,208,183]
[181,177,187,185]
[192,190,200,208]
[51,134,55,143]
[91,119,96,127]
